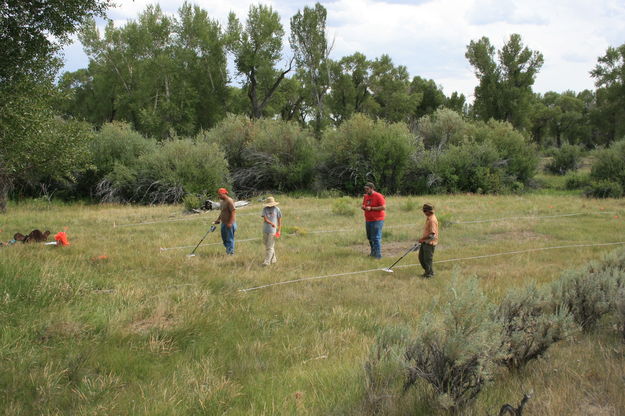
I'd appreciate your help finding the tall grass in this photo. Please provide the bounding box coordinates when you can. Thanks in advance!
[0,193,624,414]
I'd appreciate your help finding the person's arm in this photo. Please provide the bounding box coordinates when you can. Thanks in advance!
[277,216,282,232]
[365,194,386,212]
[361,195,367,211]
[263,215,276,228]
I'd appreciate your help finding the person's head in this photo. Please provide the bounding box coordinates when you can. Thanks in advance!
[217,187,228,200]
[364,182,375,195]
[422,203,434,216]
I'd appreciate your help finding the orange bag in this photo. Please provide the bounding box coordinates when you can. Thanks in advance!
[54,232,70,246]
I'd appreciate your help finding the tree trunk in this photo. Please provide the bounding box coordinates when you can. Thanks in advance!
[0,176,10,213]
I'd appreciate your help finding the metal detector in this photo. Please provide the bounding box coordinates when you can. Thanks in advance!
[187,225,217,257]
[381,233,435,273]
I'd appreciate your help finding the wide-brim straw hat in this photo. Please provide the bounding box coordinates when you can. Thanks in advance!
[264,196,279,207]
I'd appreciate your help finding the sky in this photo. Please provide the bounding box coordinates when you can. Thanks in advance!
[60,0,625,101]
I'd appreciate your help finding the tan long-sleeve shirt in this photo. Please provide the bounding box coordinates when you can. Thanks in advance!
[421,214,438,245]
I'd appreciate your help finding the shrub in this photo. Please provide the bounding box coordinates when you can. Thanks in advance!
[495,284,576,370]
[590,139,625,191]
[545,144,583,174]
[362,326,413,415]
[331,197,356,216]
[414,108,469,150]
[401,119,538,195]
[472,119,539,185]
[320,114,414,194]
[183,194,202,212]
[404,277,501,413]
[201,116,317,193]
[615,287,625,341]
[584,180,624,198]
[551,267,616,332]
[564,172,591,190]
[98,140,229,204]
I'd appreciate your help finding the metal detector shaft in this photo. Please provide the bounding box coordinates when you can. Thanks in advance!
[188,225,217,256]
[385,243,421,270]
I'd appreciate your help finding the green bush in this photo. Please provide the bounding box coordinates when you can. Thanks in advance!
[404,278,501,413]
[591,139,625,191]
[564,172,591,190]
[98,140,229,204]
[545,144,583,174]
[183,194,202,211]
[495,284,576,370]
[362,326,413,414]
[331,197,356,216]
[551,267,616,332]
[615,287,625,341]
[401,119,538,195]
[584,180,624,198]
[415,108,469,150]
[320,114,414,194]
[201,116,317,193]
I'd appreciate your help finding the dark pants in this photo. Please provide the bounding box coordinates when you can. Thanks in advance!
[365,220,384,259]
[419,243,435,276]
[220,222,237,254]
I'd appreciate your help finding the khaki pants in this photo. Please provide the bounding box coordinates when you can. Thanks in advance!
[263,232,277,265]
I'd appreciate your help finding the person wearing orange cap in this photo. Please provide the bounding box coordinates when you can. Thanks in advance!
[213,187,237,255]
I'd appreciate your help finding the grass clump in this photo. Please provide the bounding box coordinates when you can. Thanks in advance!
[332,197,356,216]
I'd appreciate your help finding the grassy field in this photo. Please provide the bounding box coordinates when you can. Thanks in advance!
[1,192,625,415]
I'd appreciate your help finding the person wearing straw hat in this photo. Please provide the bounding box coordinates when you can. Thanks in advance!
[213,187,237,255]
[261,196,282,266]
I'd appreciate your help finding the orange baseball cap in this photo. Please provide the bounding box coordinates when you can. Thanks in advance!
[218,187,228,194]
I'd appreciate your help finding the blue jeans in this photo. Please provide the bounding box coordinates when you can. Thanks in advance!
[365,220,384,258]
[221,222,237,254]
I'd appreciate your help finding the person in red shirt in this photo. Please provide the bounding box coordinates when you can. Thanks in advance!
[361,182,386,259]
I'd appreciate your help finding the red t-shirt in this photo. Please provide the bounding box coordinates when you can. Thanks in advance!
[362,191,386,222]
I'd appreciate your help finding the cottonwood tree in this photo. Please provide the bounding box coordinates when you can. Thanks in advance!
[0,0,111,212]
[466,34,543,130]
[327,52,371,125]
[591,43,625,144]
[226,4,293,119]
[366,54,422,123]
[71,3,227,138]
[290,2,332,137]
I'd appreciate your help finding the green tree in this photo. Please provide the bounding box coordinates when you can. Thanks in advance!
[591,43,625,144]
[290,2,332,137]
[410,76,446,120]
[543,91,584,147]
[327,52,371,125]
[365,55,422,123]
[0,0,111,84]
[0,0,111,211]
[466,34,543,130]
[72,3,228,138]
[226,4,292,119]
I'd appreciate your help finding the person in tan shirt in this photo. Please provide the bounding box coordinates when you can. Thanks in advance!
[418,203,438,278]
